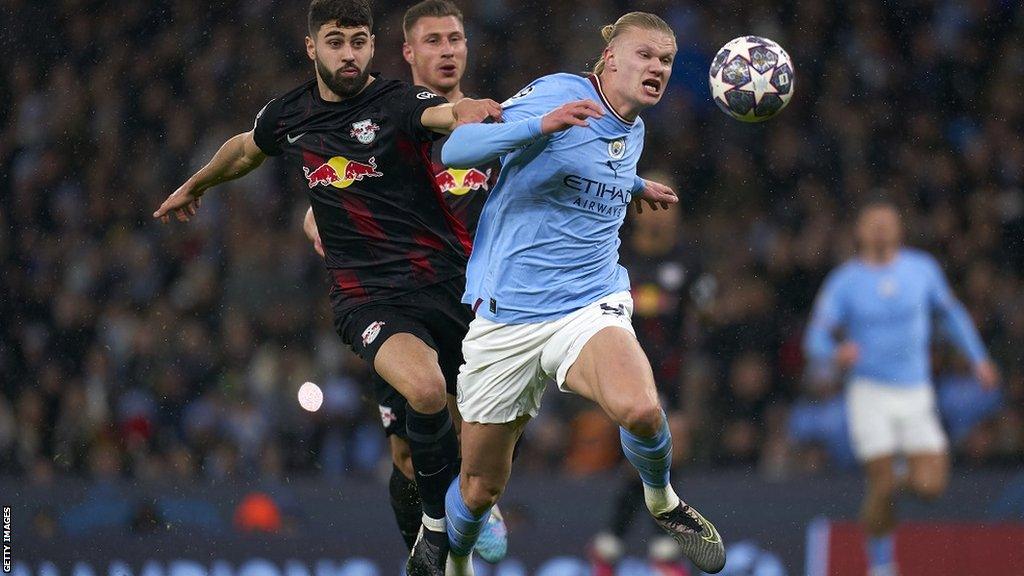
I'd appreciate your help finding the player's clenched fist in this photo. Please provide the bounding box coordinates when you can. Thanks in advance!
[453,98,503,125]
[540,99,604,134]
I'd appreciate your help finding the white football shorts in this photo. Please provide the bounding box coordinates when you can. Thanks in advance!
[846,377,948,462]
[457,291,635,424]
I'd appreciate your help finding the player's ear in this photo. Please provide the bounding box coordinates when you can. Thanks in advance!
[305,35,316,61]
[402,42,414,65]
[603,46,617,72]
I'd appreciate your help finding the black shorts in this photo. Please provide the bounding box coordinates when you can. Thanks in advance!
[334,278,471,438]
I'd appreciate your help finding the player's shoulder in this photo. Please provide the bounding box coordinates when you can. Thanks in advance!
[543,73,596,99]
[829,259,861,284]
[252,79,318,151]
[505,73,590,104]
[269,79,319,109]
[373,75,412,93]
[900,248,941,271]
[899,247,933,262]
[541,72,592,88]
[255,79,318,126]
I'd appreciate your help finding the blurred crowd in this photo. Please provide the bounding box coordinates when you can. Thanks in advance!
[2,0,1022,486]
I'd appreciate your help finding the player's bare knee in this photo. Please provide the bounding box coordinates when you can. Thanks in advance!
[403,378,448,413]
[910,476,946,501]
[462,473,504,514]
[618,401,663,437]
[914,484,944,501]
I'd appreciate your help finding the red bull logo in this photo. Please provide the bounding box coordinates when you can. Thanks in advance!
[434,168,491,196]
[303,156,383,189]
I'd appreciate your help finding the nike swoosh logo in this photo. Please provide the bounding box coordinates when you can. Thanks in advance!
[698,515,722,544]
[287,133,306,144]
[417,465,449,478]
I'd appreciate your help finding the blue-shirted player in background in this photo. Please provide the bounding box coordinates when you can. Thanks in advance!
[804,200,999,576]
[405,12,726,576]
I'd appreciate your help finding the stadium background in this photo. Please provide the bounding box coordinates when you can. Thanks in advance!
[1,0,1022,573]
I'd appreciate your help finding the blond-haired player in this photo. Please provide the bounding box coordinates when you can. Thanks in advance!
[412,12,726,576]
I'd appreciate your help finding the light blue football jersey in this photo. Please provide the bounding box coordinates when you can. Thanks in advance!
[446,73,646,323]
[803,248,988,386]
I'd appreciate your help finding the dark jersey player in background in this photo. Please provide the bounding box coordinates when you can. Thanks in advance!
[304,1,496,245]
[152,2,501,574]
[402,0,498,233]
[301,0,507,563]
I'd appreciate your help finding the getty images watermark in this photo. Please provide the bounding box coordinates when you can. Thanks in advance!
[3,506,10,573]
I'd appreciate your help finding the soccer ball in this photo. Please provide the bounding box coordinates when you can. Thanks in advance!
[709,36,794,122]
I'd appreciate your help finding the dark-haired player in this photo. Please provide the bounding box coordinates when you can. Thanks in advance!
[153,2,501,574]
[301,0,506,564]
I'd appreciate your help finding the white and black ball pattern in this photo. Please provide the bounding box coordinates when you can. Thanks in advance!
[709,36,794,122]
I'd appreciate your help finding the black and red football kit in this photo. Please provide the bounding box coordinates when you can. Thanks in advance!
[253,75,473,433]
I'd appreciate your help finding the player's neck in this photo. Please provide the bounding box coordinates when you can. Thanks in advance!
[862,247,899,266]
[438,86,464,102]
[317,75,376,102]
[597,72,640,122]
[414,77,463,102]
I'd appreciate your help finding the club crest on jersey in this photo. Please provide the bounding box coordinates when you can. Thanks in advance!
[350,119,380,144]
[878,277,898,298]
[608,138,626,160]
[362,320,386,346]
[416,91,439,100]
[435,168,492,196]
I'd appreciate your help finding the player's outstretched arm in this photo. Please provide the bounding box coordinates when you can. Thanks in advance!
[442,99,604,168]
[153,130,266,223]
[421,99,503,135]
[303,207,324,258]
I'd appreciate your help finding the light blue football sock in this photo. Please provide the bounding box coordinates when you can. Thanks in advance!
[619,412,672,488]
[868,534,895,568]
[445,476,491,557]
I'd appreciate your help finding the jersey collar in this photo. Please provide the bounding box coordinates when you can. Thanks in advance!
[587,74,634,127]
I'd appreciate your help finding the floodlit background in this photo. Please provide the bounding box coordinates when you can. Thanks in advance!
[2,0,1022,574]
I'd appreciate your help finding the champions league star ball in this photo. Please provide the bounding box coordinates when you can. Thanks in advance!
[709,36,794,122]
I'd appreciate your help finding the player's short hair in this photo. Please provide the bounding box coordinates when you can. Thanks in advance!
[308,0,373,36]
[593,12,675,75]
[857,195,901,217]
[403,0,464,40]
